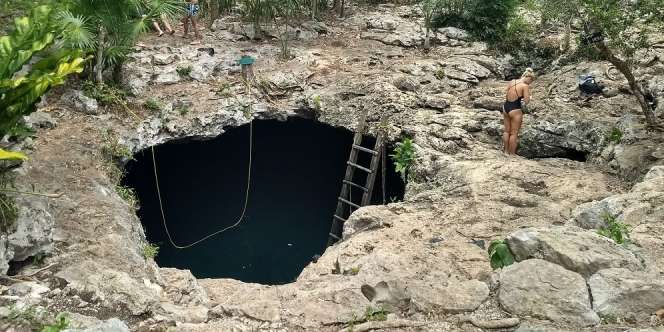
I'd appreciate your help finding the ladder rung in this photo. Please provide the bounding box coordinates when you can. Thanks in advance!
[347,162,372,173]
[338,197,360,209]
[328,232,341,240]
[333,215,346,222]
[352,145,378,155]
[343,180,368,192]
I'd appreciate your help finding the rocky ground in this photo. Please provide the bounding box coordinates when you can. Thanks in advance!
[1,4,664,332]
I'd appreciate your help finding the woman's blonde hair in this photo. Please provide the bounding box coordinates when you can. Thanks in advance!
[522,68,536,79]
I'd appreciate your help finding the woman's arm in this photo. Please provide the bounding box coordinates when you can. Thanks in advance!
[522,85,531,105]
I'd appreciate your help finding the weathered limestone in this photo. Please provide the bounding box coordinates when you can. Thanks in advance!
[498,259,599,327]
[506,227,641,277]
[589,268,664,321]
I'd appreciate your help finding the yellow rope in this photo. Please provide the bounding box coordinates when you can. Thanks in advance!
[150,121,254,249]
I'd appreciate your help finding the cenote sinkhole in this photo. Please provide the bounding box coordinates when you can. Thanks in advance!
[123,118,405,285]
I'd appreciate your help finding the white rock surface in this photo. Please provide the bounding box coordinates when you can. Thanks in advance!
[499,259,599,327]
[589,268,664,321]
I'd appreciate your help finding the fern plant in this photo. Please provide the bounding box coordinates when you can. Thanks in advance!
[391,137,416,182]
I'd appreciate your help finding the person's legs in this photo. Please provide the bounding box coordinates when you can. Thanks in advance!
[508,110,523,155]
[191,16,201,39]
[502,109,511,154]
[161,14,174,34]
[153,22,164,36]
[182,16,190,37]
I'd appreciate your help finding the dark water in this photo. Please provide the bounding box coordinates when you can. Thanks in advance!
[123,118,404,284]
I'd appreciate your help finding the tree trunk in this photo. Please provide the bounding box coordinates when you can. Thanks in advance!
[208,0,220,29]
[93,25,106,84]
[596,42,657,126]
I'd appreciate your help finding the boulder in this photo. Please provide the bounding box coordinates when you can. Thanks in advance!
[506,227,641,277]
[393,76,419,92]
[8,282,50,298]
[419,95,450,110]
[60,90,99,115]
[572,166,664,244]
[24,111,57,129]
[410,279,489,313]
[437,27,471,41]
[498,259,599,327]
[444,57,492,79]
[589,268,664,321]
[7,194,54,261]
[360,280,411,313]
[473,96,503,111]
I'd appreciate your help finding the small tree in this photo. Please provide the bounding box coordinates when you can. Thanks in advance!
[421,0,441,50]
[541,0,662,126]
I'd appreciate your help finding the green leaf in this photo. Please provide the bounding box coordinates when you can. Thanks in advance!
[0,148,28,161]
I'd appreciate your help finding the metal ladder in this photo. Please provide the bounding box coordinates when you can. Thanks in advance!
[327,112,385,246]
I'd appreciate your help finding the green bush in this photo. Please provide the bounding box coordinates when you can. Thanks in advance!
[598,212,630,245]
[391,138,416,182]
[176,65,193,78]
[488,239,515,269]
[142,243,159,259]
[433,0,521,47]
[608,127,623,143]
[116,185,138,209]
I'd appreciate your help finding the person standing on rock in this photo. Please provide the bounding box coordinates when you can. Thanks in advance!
[502,68,536,155]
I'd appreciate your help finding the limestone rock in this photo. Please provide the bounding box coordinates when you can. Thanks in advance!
[506,227,641,277]
[499,259,599,327]
[64,318,129,332]
[159,268,209,306]
[589,268,664,321]
[360,280,411,313]
[160,302,209,324]
[8,282,50,298]
[419,95,450,110]
[437,27,471,41]
[410,279,489,313]
[8,194,54,261]
[342,206,396,239]
[393,76,419,92]
[24,111,57,129]
[473,96,503,111]
[152,53,178,66]
[60,90,99,115]
[444,57,492,79]
[0,235,12,275]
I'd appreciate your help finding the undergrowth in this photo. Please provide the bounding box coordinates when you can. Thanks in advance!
[82,81,128,107]
[597,212,631,245]
[8,306,70,332]
[391,137,416,182]
[142,243,159,259]
[488,239,515,269]
[116,185,138,209]
[346,306,389,330]
[143,99,163,112]
[0,171,18,233]
[608,127,623,143]
[176,65,193,78]
[100,129,132,185]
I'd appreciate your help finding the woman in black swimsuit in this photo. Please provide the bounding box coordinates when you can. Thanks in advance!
[502,68,535,155]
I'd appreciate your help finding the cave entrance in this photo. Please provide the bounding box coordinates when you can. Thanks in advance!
[123,118,404,285]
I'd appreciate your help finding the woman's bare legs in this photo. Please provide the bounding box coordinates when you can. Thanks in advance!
[508,110,523,155]
[182,16,190,38]
[161,14,174,34]
[190,16,201,39]
[153,22,164,36]
[502,110,511,154]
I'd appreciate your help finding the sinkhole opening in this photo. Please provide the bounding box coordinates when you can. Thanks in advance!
[123,118,405,285]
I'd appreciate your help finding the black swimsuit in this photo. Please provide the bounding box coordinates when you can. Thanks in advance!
[503,81,523,113]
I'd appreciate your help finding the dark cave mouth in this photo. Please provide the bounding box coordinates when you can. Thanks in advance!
[122,118,405,285]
